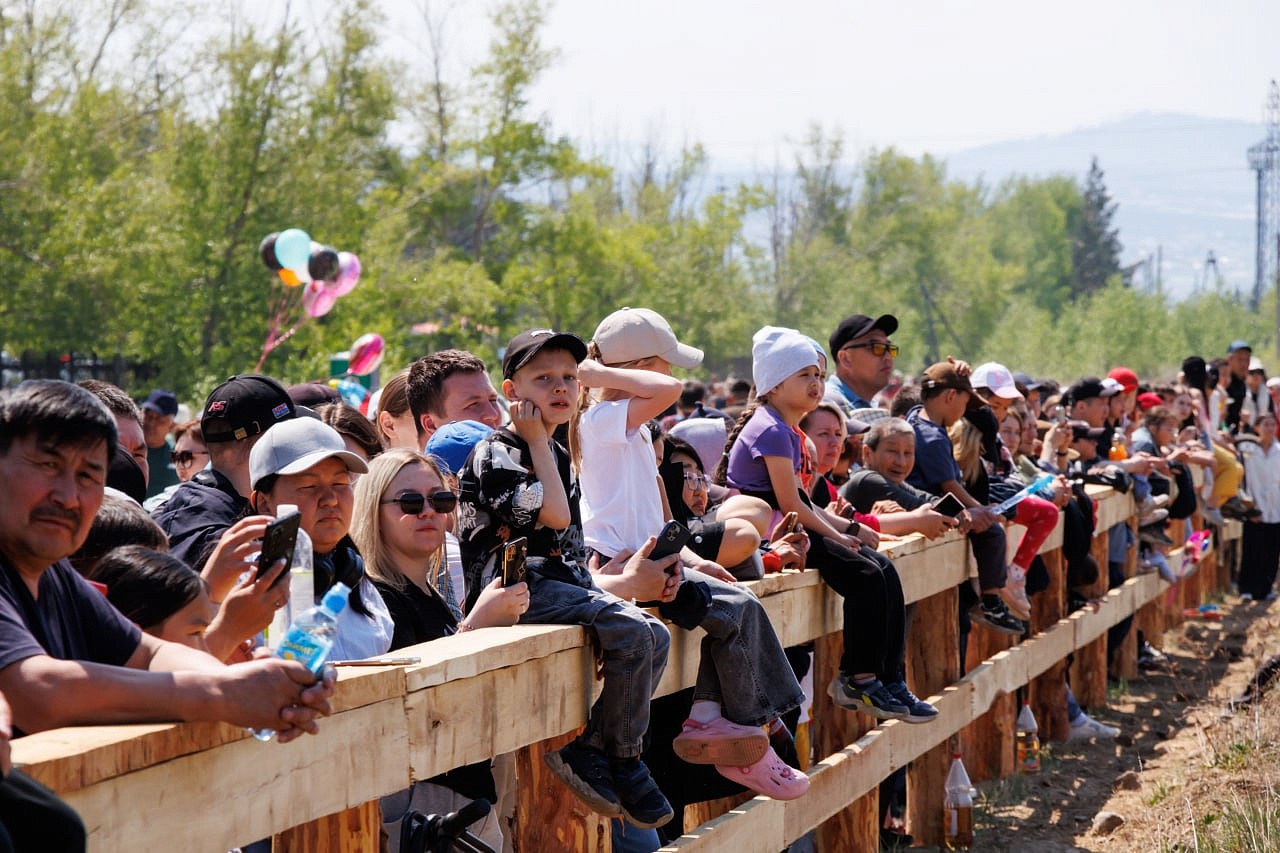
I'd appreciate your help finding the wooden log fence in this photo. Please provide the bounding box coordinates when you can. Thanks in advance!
[13,486,1243,852]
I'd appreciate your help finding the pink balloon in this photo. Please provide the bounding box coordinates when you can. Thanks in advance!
[303,279,338,318]
[326,251,361,297]
[348,332,385,376]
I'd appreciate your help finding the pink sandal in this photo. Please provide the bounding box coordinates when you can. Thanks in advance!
[716,747,810,800]
[672,716,769,766]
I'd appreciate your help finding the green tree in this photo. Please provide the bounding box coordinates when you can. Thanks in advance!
[1070,156,1123,300]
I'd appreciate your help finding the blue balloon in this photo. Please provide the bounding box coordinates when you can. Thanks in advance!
[274,228,312,270]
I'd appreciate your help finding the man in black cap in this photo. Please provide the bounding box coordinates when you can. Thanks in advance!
[153,374,296,571]
[826,313,898,413]
[141,389,180,498]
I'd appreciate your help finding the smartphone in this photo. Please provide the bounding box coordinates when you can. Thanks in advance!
[934,493,965,518]
[258,511,301,584]
[776,512,800,537]
[501,537,528,587]
[649,520,691,569]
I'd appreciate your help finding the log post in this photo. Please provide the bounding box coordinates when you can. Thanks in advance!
[273,801,382,853]
[515,729,611,852]
[1030,549,1069,743]
[960,619,1017,782]
[905,585,960,847]
[812,631,878,852]
[1069,528,1110,709]
[1112,515,1140,681]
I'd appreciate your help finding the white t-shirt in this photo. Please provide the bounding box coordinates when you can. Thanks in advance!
[331,577,395,661]
[579,399,666,558]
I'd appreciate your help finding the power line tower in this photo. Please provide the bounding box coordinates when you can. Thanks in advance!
[1247,80,1280,312]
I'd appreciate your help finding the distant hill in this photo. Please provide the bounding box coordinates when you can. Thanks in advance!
[942,113,1265,300]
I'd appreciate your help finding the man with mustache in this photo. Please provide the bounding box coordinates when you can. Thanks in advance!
[0,381,336,758]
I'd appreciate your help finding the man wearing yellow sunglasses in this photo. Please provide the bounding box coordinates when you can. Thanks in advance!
[826,313,899,412]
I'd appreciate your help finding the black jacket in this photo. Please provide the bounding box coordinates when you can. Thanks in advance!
[151,468,248,571]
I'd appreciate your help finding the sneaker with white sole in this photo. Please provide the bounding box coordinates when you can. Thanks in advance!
[827,674,909,720]
[1003,566,1033,620]
[884,680,939,724]
[1067,712,1119,741]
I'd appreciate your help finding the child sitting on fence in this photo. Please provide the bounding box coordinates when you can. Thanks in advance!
[718,326,936,724]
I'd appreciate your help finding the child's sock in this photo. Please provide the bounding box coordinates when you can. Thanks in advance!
[689,700,722,723]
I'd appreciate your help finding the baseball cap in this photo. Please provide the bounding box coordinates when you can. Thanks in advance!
[1100,377,1125,397]
[852,406,892,425]
[502,329,588,380]
[141,389,179,418]
[1249,356,1266,373]
[920,362,973,395]
[1068,420,1107,442]
[970,362,1023,400]
[1228,340,1252,354]
[593,307,703,369]
[249,418,367,490]
[202,374,296,443]
[829,314,898,359]
[1136,392,1164,411]
[1106,367,1139,394]
[1012,371,1041,392]
[425,420,495,477]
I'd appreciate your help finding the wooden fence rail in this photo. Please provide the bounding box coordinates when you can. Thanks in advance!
[13,486,1240,852]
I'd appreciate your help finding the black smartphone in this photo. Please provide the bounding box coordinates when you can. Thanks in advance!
[934,493,965,518]
[258,512,301,585]
[649,520,691,567]
[502,537,528,587]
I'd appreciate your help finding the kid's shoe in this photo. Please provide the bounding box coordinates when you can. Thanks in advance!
[610,757,674,828]
[1067,712,1119,741]
[884,680,939,724]
[715,746,810,800]
[543,739,622,818]
[672,716,769,766]
[827,674,909,720]
[971,596,1026,636]
[1002,566,1033,620]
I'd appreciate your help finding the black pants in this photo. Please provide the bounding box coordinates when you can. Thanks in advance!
[1240,521,1280,599]
[806,532,906,679]
[0,770,85,853]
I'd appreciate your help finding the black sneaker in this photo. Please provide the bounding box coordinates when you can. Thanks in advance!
[827,674,909,720]
[610,757,674,828]
[1139,523,1174,547]
[971,596,1025,635]
[543,739,622,818]
[884,680,939,724]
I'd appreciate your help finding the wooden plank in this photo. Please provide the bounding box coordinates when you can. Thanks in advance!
[811,632,879,852]
[514,728,611,853]
[1071,528,1111,709]
[274,800,381,853]
[403,624,586,691]
[906,586,959,847]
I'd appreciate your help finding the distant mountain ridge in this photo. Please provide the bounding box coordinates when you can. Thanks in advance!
[942,112,1266,300]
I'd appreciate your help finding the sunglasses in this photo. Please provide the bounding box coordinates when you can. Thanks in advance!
[842,342,899,358]
[170,449,210,468]
[381,490,458,515]
[682,472,710,492]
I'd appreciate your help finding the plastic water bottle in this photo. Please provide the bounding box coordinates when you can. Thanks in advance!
[1016,702,1041,775]
[1109,433,1128,461]
[943,752,974,850]
[266,505,315,651]
[990,473,1055,516]
[252,582,351,741]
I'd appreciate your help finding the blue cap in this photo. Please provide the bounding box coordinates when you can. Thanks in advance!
[426,419,495,476]
[1229,340,1252,355]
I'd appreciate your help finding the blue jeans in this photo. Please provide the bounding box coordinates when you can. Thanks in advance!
[522,573,670,759]
[612,819,661,852]
[671,568,805,727]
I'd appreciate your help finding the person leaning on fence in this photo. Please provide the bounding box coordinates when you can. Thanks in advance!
[0,379,336,741]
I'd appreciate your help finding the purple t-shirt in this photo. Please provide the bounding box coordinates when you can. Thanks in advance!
[726,405,802,493]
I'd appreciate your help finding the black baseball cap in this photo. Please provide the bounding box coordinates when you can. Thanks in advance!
[201,374,296,443]
[1069,419,1107,442]
[829,314,898,360]
[141,389,178,418]
[502,329,588,379]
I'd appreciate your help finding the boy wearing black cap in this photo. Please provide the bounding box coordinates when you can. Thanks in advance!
[457,330,677,829]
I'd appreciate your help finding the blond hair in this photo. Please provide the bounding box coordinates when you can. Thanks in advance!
[947,418,984,487]
[351,448,448,590]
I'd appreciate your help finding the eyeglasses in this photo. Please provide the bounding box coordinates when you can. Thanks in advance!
[381,490,459,515]
[842,342,899,358]
[682,472,710,492]
[170,449,210,468]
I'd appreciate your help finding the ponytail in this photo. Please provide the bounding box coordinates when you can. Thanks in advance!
[714,400,761,486]
[568,341,602,473]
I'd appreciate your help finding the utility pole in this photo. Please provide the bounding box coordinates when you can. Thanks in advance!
[1246,81,1279,354]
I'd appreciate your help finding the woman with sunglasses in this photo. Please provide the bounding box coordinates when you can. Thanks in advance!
[248,418,395,661]
[351,449,523,850]
[170,420,211,483]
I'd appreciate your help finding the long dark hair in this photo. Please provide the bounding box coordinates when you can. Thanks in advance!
[89,546,206,630]
[713,400,762,486]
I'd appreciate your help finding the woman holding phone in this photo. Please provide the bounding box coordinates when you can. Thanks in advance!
[352,448,526,850]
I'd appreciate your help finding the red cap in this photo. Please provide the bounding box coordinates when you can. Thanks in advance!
[1137,391,1164,411]
[1107,367,1139,393]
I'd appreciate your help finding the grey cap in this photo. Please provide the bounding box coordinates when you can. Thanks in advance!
[249,418,368,490]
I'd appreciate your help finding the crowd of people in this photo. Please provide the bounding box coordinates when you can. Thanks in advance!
[0,305,1273,852]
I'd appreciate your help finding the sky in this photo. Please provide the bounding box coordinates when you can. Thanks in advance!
[349,0,1280,165]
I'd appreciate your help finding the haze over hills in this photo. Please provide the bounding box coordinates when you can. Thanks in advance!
[942,113,1266,300]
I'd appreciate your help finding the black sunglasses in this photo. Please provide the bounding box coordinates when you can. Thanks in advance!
[170,449,210,468]
[381,490,458,515]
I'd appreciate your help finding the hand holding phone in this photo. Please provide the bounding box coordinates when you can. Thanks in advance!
[649,520,691,572]
[258,512,301,586]
[501,537,528,587]
[933,493,965,518]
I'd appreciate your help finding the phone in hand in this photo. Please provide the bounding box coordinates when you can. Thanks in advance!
[501,537,528,587]
[776,511,800,537]
[934,493,965,518]
[649,520,691,571]
[258,511,301,586]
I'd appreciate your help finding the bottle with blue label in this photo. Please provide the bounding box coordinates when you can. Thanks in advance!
[253,581,351,741]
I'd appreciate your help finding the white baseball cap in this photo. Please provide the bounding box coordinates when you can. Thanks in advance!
[250,418,368,491]
[971,362,1023,400]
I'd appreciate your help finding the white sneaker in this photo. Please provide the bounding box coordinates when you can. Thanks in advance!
[1002,565,1032,620]
[1068,712,1120,741]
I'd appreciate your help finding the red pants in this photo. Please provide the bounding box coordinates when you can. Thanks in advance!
[1012,496,1059,570]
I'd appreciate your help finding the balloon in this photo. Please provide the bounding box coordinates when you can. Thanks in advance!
[274,228,311,270]
[308,244,340,282]
[302,280,338,318]
[335,377,369,408]
[347,332,385,376]
[278,267,303,287]
[259,233,282,271]
[326,252,361,297]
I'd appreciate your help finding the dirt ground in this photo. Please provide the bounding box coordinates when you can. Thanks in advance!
[941,593,1280,852]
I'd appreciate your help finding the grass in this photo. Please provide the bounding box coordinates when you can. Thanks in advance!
[1159,787,1280,852]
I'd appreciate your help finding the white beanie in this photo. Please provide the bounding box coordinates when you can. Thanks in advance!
[752,326,821,398]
